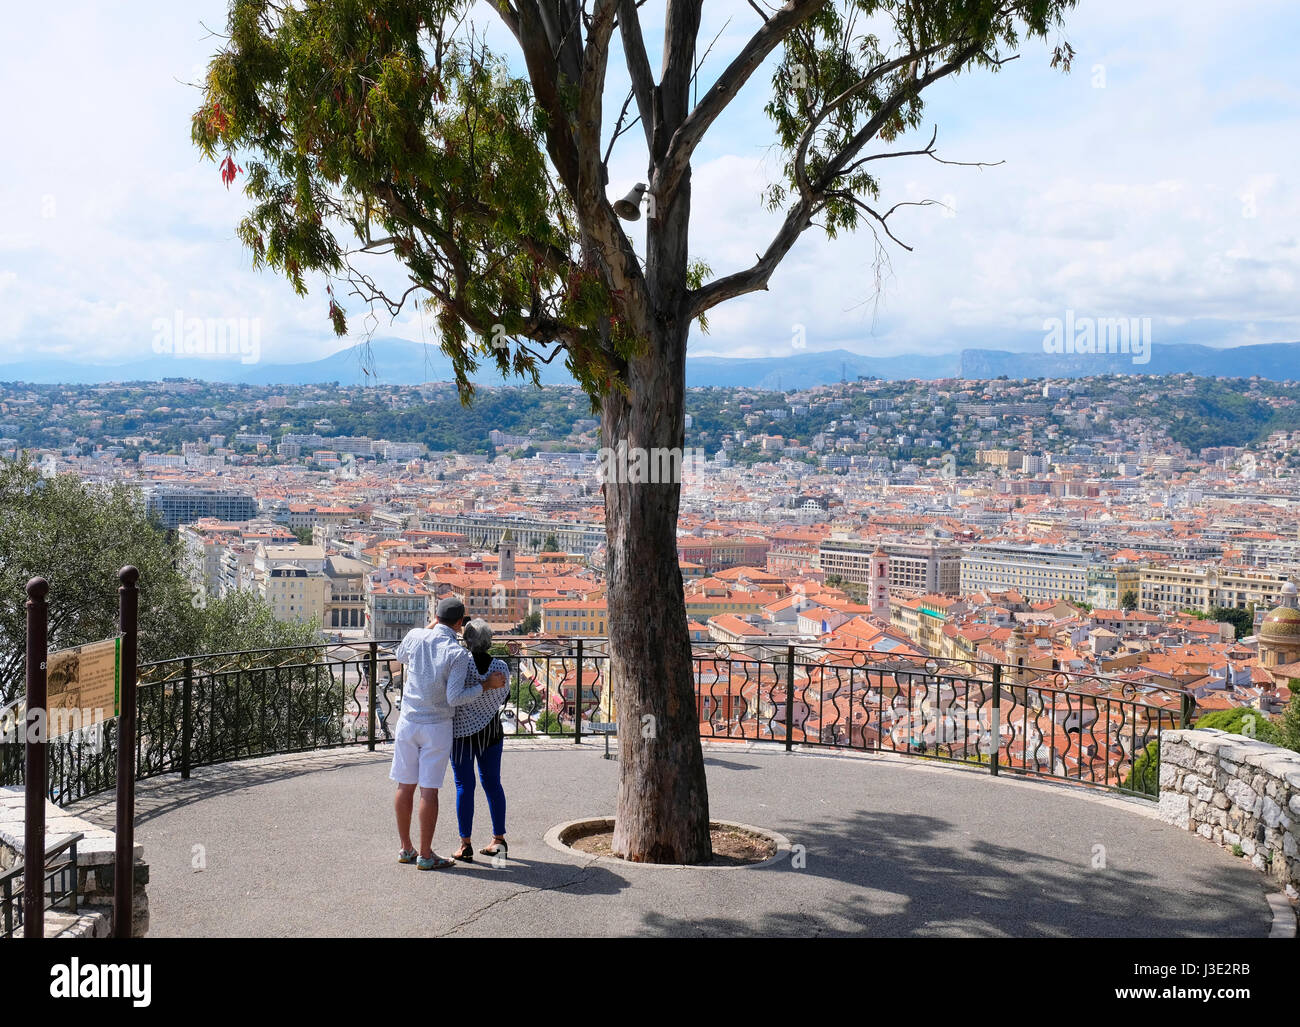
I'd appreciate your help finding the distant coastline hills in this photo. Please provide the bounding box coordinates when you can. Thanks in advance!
[3,338,1299,389]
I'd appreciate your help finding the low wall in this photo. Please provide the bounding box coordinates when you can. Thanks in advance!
[0,786,149,938]
[1157,728,1300,898]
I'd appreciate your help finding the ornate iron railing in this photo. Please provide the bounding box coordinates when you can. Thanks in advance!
[0,638,1192,806]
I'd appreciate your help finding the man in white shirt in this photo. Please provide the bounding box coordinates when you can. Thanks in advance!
[391,597,506,869]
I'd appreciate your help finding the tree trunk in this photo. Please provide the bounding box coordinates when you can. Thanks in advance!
[602,153,711,863]
[602,324,712,864]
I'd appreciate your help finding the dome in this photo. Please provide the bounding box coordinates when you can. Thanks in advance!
[1259,605,1300,641]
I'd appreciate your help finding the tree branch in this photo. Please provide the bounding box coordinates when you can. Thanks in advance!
[687,35,989,319]
[617,0,656,152]
[658,0,824,201]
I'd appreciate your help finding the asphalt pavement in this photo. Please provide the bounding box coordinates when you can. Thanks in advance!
[66,740,1281,937]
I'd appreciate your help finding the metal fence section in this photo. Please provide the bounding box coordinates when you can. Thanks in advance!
[1,831,83,939]
[0,637,1191,806]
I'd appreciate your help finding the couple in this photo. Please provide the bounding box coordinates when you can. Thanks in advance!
[390,596,512,870]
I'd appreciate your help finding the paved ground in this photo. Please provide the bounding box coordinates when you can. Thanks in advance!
[67,741,1284,937]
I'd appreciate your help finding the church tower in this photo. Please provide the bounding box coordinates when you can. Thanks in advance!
[868,547,890,622]
[1006,622,1029,683]
[498,538,515,582]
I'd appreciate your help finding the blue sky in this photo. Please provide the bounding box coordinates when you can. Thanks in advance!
[1,0,1297,370]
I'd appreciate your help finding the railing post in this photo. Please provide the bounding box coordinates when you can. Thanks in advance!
[368,641,378,752]
[181,657,193,780]
[785,644,795,752]
[113,566,138,940]
[69,839,79,914]
[1179,690,1194,730]
[573,638,583,745]
[23,576,49,940]
[990,664,1001,778]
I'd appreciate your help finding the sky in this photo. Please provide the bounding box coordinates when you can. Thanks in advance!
[1,0,1297,371]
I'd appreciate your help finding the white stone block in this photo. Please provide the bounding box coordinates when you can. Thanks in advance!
[1158,791,1190,830]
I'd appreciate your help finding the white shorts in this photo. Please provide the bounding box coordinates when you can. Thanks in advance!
[389,718,453,789]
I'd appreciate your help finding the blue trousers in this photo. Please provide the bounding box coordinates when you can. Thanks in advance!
[450,737,506,839]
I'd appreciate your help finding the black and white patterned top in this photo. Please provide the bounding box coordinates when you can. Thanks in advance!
[453,656,511,739]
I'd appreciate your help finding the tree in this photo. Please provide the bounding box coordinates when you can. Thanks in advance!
[0,456,315,706]
[0,456,199,704]
[292,525,315,545]
[542,534,560,552]
[1209,604,1254,641]
[193,0,1079,863]
[1280,683,1300,754]
[1119,590,1138,612]
[518,609,542,633]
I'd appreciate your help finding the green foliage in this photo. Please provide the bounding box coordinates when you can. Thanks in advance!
[192,0,634,402]
[190,589,321,657]
[535,710,565,735]
[511,675,540,713]
[763,1,1077,237]
[0,456,199,703]
[1193,706,1280,745]
[542,534,559,553]
[1276,686,1300,753]
[1121,739,1160,796]
[1120,590,1138,612]
[291,526,314,544]
[1208,605,1253,641]
[0,455,319,705]
[517,610,541,633]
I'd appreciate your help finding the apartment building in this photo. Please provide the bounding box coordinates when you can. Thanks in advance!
[1084,564,1142,609]
[368,577,432,641]
[145,486,258,530]
[676,536,771,572]
[324,555,369,631]
[254,543,328,625]
[1138,564,1297,614]
[819,537,962,595]
[179,518,297,596]
[541,596,608,636]
[420,513,605,555]
[959,543,1098,602]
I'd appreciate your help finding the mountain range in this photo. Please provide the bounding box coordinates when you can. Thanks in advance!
[3,338,1298,389]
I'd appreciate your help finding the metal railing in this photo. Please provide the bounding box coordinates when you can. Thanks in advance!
[1,831,83,939]
[0,638,1193,806]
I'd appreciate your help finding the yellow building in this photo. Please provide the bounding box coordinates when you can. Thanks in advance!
[541,596,608,636]
[1138,565,1294,614]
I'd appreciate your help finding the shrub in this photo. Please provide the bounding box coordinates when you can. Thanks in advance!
[535,711,566,736]
[1121,740,1160,796]
[1278,684,1300,754]
[1192,707,1280,745]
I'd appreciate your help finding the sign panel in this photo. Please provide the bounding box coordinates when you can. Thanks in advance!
[45,637,121,738]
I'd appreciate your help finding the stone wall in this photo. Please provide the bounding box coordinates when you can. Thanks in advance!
[0,786,149,938]
[1157,728,1300,899]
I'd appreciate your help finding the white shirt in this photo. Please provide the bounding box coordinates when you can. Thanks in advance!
[394,624,481,725]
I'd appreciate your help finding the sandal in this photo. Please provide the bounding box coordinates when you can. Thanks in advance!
[453,842,475,863]
[479,839,508,858]
[398,848,418,864]
[417,853,456,870]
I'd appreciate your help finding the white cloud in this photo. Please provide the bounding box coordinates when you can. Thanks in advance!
[1,0,1297,370]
